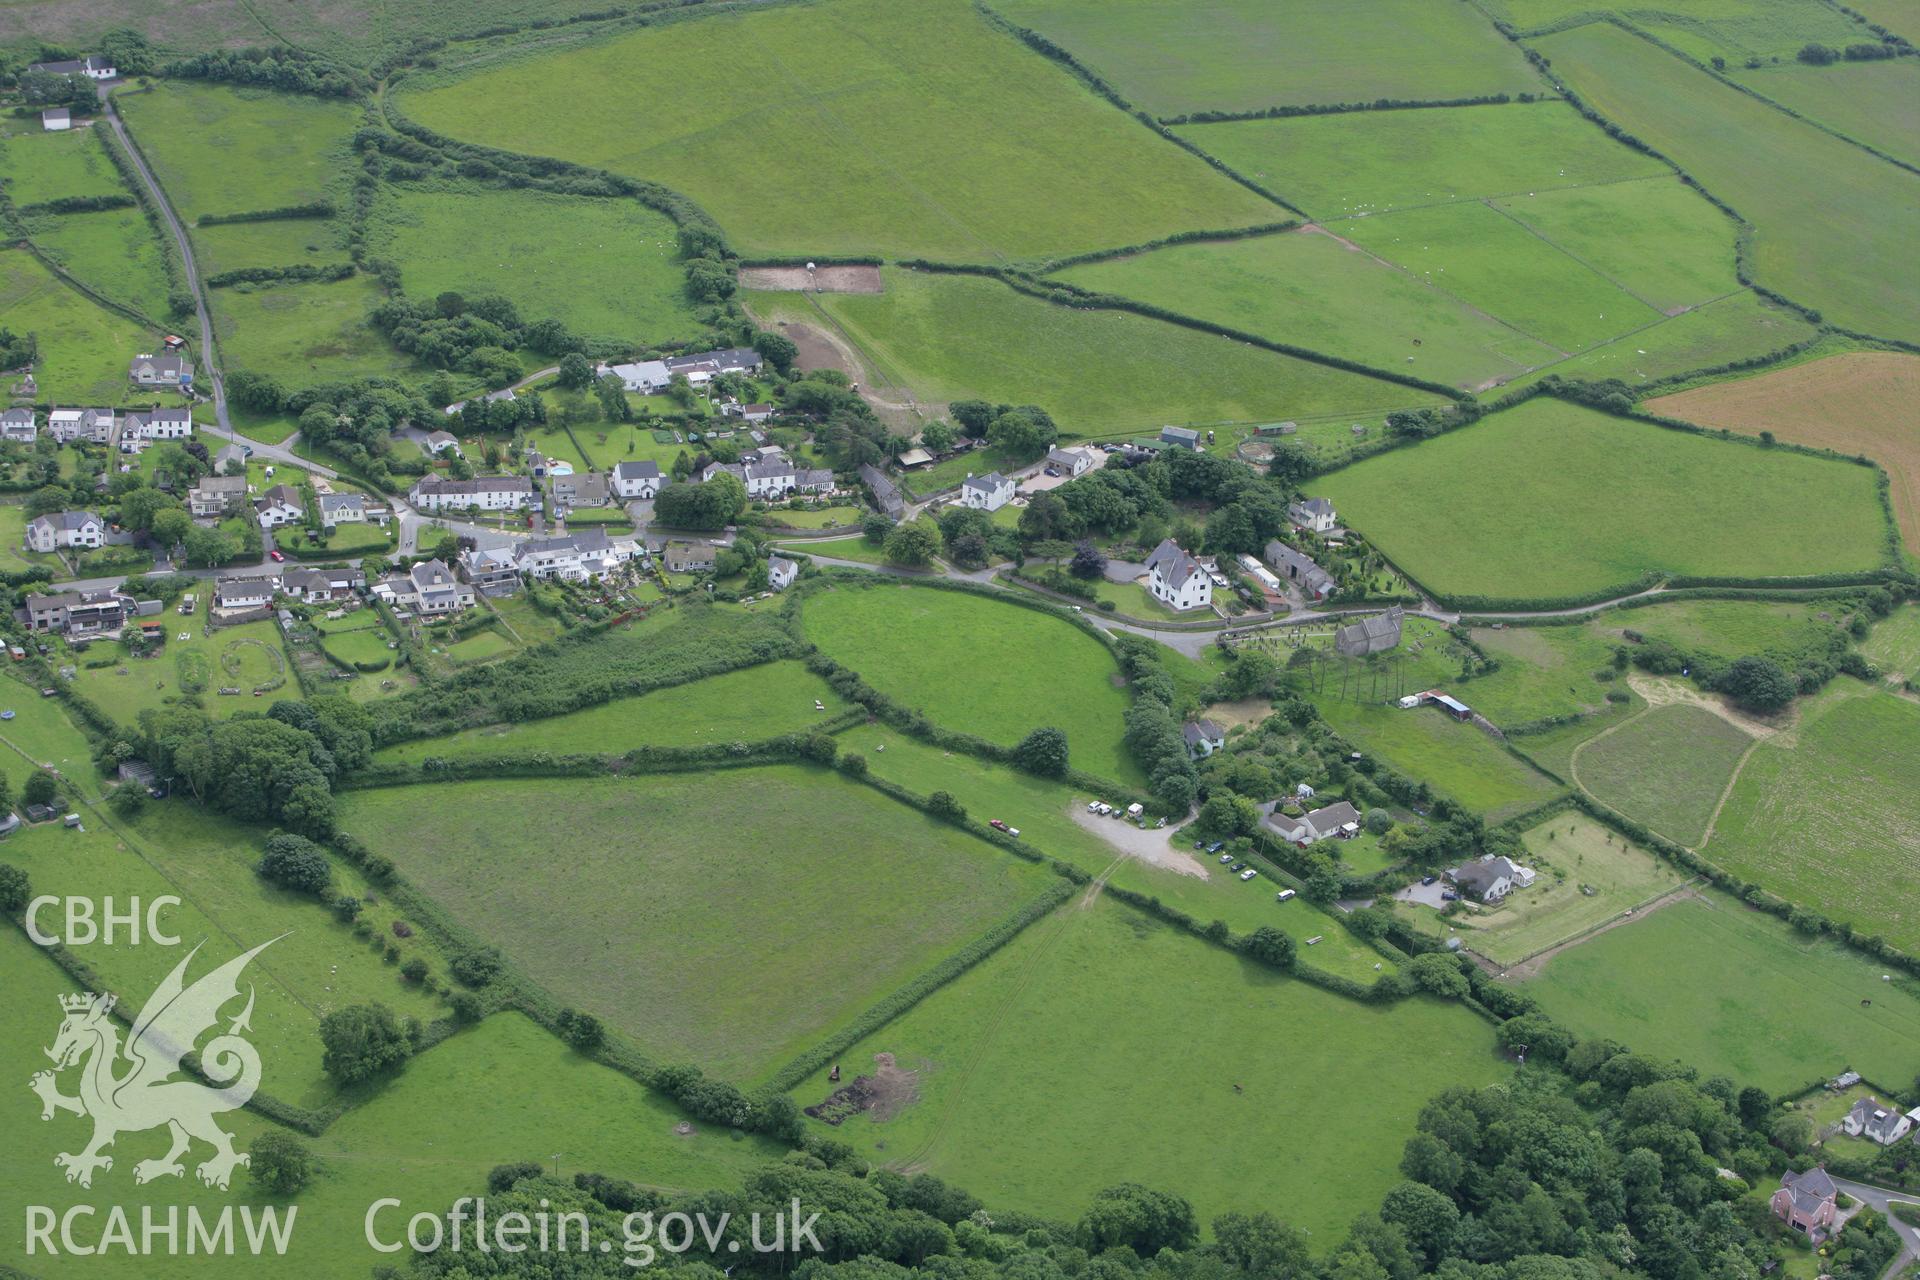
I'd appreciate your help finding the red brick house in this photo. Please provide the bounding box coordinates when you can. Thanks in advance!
[1770,1167,1837,1241]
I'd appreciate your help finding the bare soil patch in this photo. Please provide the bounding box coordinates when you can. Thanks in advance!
[1626,673,1784,740]
[1067,803,1209,878]
[1201,698,1273,731]
[1647,352,1920,553]
[756,316,922,433]
[804,1051,923,1124]
[738,264,885,293]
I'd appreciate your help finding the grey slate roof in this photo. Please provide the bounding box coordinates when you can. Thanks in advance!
[1779,1168,1836,1218]
[963,471,1009,495]
[1145,538,1203,585]
[615,460,661,481]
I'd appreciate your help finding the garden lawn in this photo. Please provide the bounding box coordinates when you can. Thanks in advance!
[321,626,396,669]
[1520,889,1920,1091]
[781,535,898,568]
[212,275,412,386]
[782,269,1435,435]
[1310,699,1564,822]
[0,249,156,403]
[790,898,1503,1240]
[1501,289,1818,393]
[1176,101,1665,221]
[336,768,1058,1082]
[802,580,1140,783]
[366,187,700,345]
[24,206,173,321]
[1734,60,1920,168]
[0,126,125,205]
[1705,687,1920,952]
[998,0,1542,116]
[399,0,1279,261]
[764,505,862,531]
[1313,398,1891,602]
[1533,22,1920,344]
[1573,703,1754,846]
[1058,227,1561,391]
[67,595,297,727]
[374,660,845,764]
[193,215,349,275]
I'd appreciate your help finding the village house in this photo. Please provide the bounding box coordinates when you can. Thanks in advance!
[25,588,131,634]
[1182,719,1227,759]
[375,558,474,615]
[1046,446,1097,477]
[188,474,249,518]
[278,567,356,603]
[1841,1096,1915,1145]
[1,408,37,442]
[665,346,764,386]
[744,458,810,500]
[768,554,799,592]
[665,541,717,574]
[514,528,641,583]
[547,470,610,510]
[214,577,274,613]
[128,353,193,390]
[611,460,667,500]
[1159,426,1200,451]
[960,471,1016,512]
[458,545,520,595]
[47,407,114,444]
[1290,497,1338,534]
[319,492,368,526]
[121,406,193,451]
[408,475,535,513]
[1337,607,1404,658]
[1145,538,1212,612]
[1264,540,1335,602]
[422,431,461,456]
[1264,800,1362,846]
[25,510,104,553]
[1448,855,1537,904]
[254,484,304,529]
[722,402,774,423]
[1770,1167,1837,1240]
[41,107,71,132]
[29,55,118,79]
[860,463,905,520]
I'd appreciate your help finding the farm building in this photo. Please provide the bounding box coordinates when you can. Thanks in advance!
[859,463,905,520]
[1336,607,1403,657]
[41,108,71,131]
[1263,540,1335,601]
[1160,426,1201,451]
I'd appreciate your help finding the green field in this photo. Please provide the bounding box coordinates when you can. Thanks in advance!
[337,768,1057,1081]
[1177,101,1666,220]
[1737,60,1920,169]
[1521,889,1920,1091]
[0,249,156,403]
[1574,702,1755,846]
[754,269,1435,435]
[1861,602,1920,681]
[1485,0,1868,60]
[115,82,360,222]
[1502,288,1819,392]
[25,206,173,321]
[1312,699,1565,821]
[1533,22,1920,345]
[400,0,1280,261]
[67,597,297,727]
[212,275,410,385]
[365,186,701,344]
[1706,688,1920,951]
[791,898,1504,1238]
[1058,227,1561,391]
[996,0,1543,116]
[1314,398,1892,601]
[1606,596,1853,665]
[0,125,125,206]
[802,581,1140,782]
[194,216,349,275]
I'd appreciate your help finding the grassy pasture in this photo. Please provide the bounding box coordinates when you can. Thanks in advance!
[1734,60,1920,168]
[1573,702,1754,846]
[758,269,1436,436]
[1177,101,1666,221]
[1860,603,1920,682]
[1520,889,1920,1091]
[24,207,173,320]
[0,249,156,403]
[193,216,349,275]
[802,580,1140,783]
[212,275,410,386]
[1502,288,1818,393]
[115,82,360,222]
[1340,200,1664,353]
[1314,398,1892,601]
[995,0,1542,116]
[1533,22,1920,344]
[1706,687,1920,952]
[337,768,1056,1082]
[1057,227,1562,391]
[1310,698,1565,821]
[1484,0,1867,60]
[1648,352,1920,553]
[400,0,1279,261]
[791,898,1504,1239]
[0,125,125,208]
[364,186,700,344]
[1602,596,1853,664]
[373,660,846,764]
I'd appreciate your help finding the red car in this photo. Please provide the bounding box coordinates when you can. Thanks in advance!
[989,819,1008,832]
[269,549,284,562]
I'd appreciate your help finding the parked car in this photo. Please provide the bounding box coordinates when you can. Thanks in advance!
[1275,889,1296,902]
[989,819,1009,832]
[269,549,284,562]
[1231,862,1247,873]
[1218,852,1234,865]
[1205,841,1225,854]
[1193,840,1205,850]
[1420,875,1437,886]
[1441,890,1459,901]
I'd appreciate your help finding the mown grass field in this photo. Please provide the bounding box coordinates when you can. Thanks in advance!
[1521,889,1920,1091]
[212,275,411,385]
[995,0,1542,116]
[364,186,701,344]
[115,82,360,221]
[1533,22,1920,344]
[1311,698,1565,821]
[374,660,846,764]
[758,269,1435,435]
[790,898,1503,1239]
[802,581,1140,783]
[1706,687,1920,951]
[1648,352,1920,552]
[337,768,1057,1082]
[1500,289,1818,393]
[1734,60,1920,169]
[0,125,125,206]
[1485,0,1867,60]
[1177,101,1665,220]
[1574,702,1755,846]
[24,206,173,321]
[0,249,155,403]
[193,216,349,275]
[400,0,1280,261]
[1315,398,1892,601]
[1057,227,1561,390]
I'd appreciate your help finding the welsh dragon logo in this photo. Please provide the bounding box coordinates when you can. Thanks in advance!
[29,937,281,1190]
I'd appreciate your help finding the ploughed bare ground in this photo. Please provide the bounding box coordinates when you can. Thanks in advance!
[1067,803,1210,878]
[804,1052,924,1124]
[737,264,885,293]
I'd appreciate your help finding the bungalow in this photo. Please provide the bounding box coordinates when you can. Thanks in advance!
[960,471,1015,512]
[29,55,117,79]
[128,353,193,389]
[611,459,666,500]
[1770,1168,1837,1240]
[41,108,71,132]
[375,558,474,615]
[278,567,355,603]
[1263,541,1335,602]
[318,492,367,526]
[722,402,774,423]
[1159,426,1201,451]
[255,484,304,529]
[25,589,130,634]
[187,474,249,517]
[1264,800,1362,846]
[1448,855,1534,904]
[664,541,716,574]
[1337,607,1404,658]
[459,545,520,595]
[547,470,609,510]
[600,359,672,394]
[25,510,104,553]
[1289,497,1338,534]
[408,475,534,513]
[1144,539,1212,612]
[47,407,114,444]
[699,461,746,485]
[422,431,461,456]
[444,388,515,417]
[1841,1097,1915,1146]
[767,554,799,592]
[1046,446,1096,477]
[859,463,905,520]
[214,577,275,613]
[0,408,36,442]
[1182,719,1226,759]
